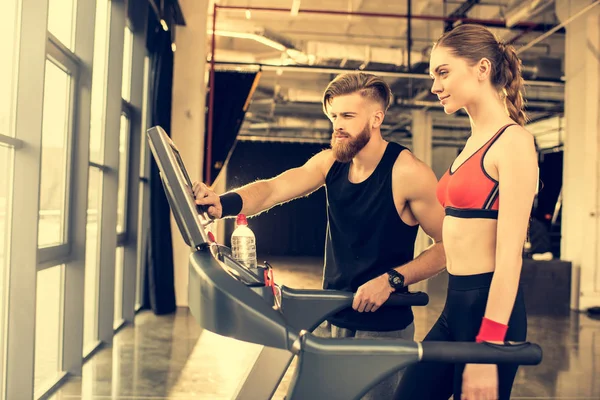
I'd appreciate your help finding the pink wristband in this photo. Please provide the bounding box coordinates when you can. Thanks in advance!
[476,317,508,343]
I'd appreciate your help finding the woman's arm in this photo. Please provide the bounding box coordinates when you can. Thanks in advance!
[483,126,538,333]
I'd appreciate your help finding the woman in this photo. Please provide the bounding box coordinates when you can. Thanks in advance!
[393,24,538,400]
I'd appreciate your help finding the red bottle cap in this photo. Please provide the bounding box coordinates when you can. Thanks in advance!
[236,214,248,225]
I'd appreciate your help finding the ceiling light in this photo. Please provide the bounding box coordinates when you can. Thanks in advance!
[209,30,288,52]
[291,0,301,16]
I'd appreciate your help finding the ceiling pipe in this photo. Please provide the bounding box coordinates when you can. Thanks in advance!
[277,30,553,53]
[211,61,565,87]
[214,5,564,33]
[277,30,553,54]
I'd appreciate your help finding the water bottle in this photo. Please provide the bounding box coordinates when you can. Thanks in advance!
[231,214,257,269]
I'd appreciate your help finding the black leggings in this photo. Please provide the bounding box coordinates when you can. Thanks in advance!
[393,272,527,400]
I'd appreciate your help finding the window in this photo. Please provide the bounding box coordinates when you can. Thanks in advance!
[135,186,146,310]
[0,0,21,390]
[114,246,125,328]
[83,0,110,355]
[121,26,134,102]
[38,60,73,248]
[117,115,130,234]
[1,0,150,395]
[0,145,14,396]
[83,167,102,355]
[118,22,134,236]
[89,0,110,165]
[0,0,21,138]
[0,146,13,280]
[34,265,65,395]
[135,56,151,310]
[47,0,77,50]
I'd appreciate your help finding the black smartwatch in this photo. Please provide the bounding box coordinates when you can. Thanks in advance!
[387,269,406,292]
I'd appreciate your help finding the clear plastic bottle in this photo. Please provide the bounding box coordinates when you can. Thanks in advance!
[231,214,257,269]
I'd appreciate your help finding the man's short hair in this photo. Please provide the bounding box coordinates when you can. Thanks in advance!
[322,72,393,115]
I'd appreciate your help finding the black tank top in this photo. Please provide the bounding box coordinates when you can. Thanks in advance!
[323,142,418,331]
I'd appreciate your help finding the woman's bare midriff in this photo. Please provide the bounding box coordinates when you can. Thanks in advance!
[443,216,498,275]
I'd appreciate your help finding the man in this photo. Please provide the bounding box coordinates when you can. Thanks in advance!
[194,72,446,399]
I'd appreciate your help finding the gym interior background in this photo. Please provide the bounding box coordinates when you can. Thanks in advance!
[0,0,598,398]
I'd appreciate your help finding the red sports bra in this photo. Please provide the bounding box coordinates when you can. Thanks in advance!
[436,124,516,219]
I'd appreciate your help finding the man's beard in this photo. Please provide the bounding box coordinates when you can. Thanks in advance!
[330,124,371,163]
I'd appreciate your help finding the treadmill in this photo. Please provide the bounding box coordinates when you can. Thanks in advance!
[146,125,543,400]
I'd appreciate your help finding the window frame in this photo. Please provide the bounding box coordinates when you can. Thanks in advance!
[37,37,81,264]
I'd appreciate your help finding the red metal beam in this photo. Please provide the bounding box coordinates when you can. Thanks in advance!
[206,2,217,185]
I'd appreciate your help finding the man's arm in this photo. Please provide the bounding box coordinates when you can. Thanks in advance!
[391,152,446,285]
[194,150,335,219]
[352,151,446,313]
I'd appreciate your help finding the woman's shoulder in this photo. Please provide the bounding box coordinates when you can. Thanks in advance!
[491,123,535,155]
[500,123,534,143]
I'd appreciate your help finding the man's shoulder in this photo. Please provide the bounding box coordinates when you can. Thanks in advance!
[392,147,423,176]
[306,148,335,166]
[391,147,437,190]
[307,149,337,179]
[312,148,336,162]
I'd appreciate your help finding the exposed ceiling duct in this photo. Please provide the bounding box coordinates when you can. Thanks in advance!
[304,40,426,70]
[504,0,555,28]
[521,57,563,80]
[208,0,566,145]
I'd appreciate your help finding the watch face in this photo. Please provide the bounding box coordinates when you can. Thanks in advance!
[392,276,402,285]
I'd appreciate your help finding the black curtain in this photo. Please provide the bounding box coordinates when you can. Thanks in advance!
[534,151,563,226]
[142,15,176,315]
[205,70,259,184]
[225,141,328,258]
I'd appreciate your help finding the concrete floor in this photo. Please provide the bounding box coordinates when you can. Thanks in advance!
[50,256,600,399]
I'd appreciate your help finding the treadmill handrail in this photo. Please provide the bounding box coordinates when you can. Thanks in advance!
[280,286,429,331]
[298,333,542,365]
[285,333,542,400]
[281,286,429,306]
[421,341,543,365]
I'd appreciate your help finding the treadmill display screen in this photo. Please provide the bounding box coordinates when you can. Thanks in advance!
[147,126,209,247]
